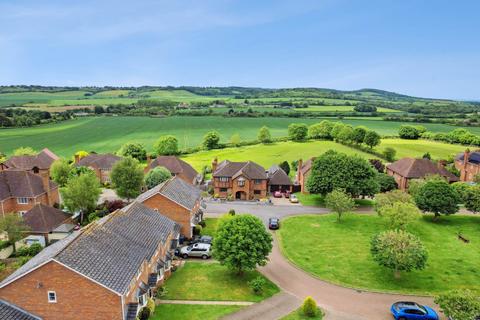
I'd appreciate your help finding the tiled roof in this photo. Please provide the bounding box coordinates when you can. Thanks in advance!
[267,165,292,186]
[137,176,201,210]
[0,300,42,320]
[0,170,56,201]
[4,148,59,171]
[387,158,459,182]
[75,153,122,170]
[213,160,267,180]
[456,151,480,165]
[0,202,178,295]
[148,156,199,183]
[23,204,72,233]
[299,158,315,175]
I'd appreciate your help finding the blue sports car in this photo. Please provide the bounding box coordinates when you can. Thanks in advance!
[391,301,439,320]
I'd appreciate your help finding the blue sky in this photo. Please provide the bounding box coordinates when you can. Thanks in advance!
[0,0,479,99]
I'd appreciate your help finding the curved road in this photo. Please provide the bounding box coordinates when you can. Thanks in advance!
[205,202,445,320]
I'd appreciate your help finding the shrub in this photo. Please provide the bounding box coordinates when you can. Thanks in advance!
[203,131,221,149]
[15,243,42,257]
[145,166,171,189]
[434,289,480,320]
[249,276,266,295]
[302,296,318,317]
[193,225,203,235]
[138,306,151,320]
[376,173,397,192]
[398,125,421,139]
[87,211,99,223]
[117,142,147,161]
[156,286,168,298]
[198,220,206,228]
[258,126,272,143]
[0,240,11,250]
[383,147,396,162]
[154,135,179,155]
[228,209,236,216]
[146,298,155,316]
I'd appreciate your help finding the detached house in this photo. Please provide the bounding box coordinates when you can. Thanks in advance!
[387,158,459,190]
[0,148,59,174]
[146,156,202,185]
[212,158,268,200]
[0,170,59,216]
[137,176,204,239]
[0,202,179,320]
[74,153,122,184]
[295,158,316,193]
[455,150,480,182]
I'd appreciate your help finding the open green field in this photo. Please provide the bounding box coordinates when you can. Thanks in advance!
[152,304,242,320]
[278,214,480,295]
[163,262,279,302]
[378,139,466,159]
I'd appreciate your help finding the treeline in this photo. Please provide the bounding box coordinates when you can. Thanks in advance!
[0,108,72,127]
[398,125,480,147]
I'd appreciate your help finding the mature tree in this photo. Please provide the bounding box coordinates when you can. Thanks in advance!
[325,189,355,221]
[375,190,414,214]
[0,215,29,252]
[111,157,144,201]
[202,131,221,149]
[376,173,397,192]
[352,126,367,144]
[61,172,101,224]
[414,179,460,220]
[213,214,272,275]
[435,290,480,320]
[288,123,308,141]
[308,120,333,139]
[398,125,421,139]
[12,147,36,156]
[145,166,171,189]
[117,142,147,161]
[364,130,381,149]
[50,159,71,187]
[306,150,380,197]
[257,126,272,144]
[337,125,355,144]
[154,135,179,155]
[278,161,290,175]
[451,182,471,203]
[379,202,421,230]
[382,147,396,162]
[371,230,428,279]
[230,133,241,146]
[330,122,345,141]
[369,159,385,173]
[464,185,480,213]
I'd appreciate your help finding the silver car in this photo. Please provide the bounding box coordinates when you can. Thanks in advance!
[180,243,212,259]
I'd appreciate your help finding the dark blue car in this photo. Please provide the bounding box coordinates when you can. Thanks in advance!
[391,301,439,320]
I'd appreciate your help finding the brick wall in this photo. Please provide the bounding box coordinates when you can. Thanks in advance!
[0,188,59,216]
[455,160,480,182]
[0,261,123,320]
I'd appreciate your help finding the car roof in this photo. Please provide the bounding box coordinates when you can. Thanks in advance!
[394,302,423,310]
[269,217,279,221]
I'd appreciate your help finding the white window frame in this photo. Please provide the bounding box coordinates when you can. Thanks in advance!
[48,291,57,303]
[17,197,29,204]
[219,177,229,182]
[138,293,147,307]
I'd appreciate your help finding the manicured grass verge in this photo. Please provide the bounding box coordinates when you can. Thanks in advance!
[151,304,242,320]
[281,308,324,320]
[163,262,279,302]
[278,214,480,295]
[295,193,374,207]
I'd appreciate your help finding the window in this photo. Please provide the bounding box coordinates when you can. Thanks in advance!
[220,188,228,192]
[219,177,229,182]
[17,197,28,204]
[138,293,147,306]
[254,190,261,195]
[158,268,164,279]
[254,179,262,185]
[237,178,245,187]
[48,291,57,303]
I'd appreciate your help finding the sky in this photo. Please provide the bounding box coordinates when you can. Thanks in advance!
[0,0,479,100]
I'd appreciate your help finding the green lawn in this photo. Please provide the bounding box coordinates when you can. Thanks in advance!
[151,304,242,320]
[377,138,466,160]
[278,214,480,295]
[281,308,324,320]
[295,193,374,207]
[163,262,279,302]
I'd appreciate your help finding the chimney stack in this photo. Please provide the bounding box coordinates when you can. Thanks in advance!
[464,149,470,166]
[74,154,80,163]
[212,157,218,173]
[40,170,51,206]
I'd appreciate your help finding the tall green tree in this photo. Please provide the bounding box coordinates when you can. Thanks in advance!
[154,135,179,155]
[308,120,333,139]
[378,202,421,230]
[111,157,144,201]
[61,172,101,224]
[0,214,29,252]
[288,123,308,141]
[278,161,290,175]
[375,190,414,214]
[230,133,241,146]
[324,189,355,222]
[117,142,147,161]
[145,166,171,189]
[435,290,480,320]
[398,125,421,139]
[12,147,36,156]
[330,122,345,141]
[414,179,460,220]
[352,126,367,144]
[376,173,397,192]
[213,215,272,275]
[337,125,355,144]
[371,230,428,279]
[202,131,221,149]
[50,159,72,187]
[257,126,272,143]
[464,185,480,213]
[382,147,396,162]
[364,130,381,149]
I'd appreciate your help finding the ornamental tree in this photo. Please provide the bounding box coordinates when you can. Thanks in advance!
[50,159,71,187]
[379,202,421,230]
[414,179,460,220]
[371,230,428,279]
[435,290,480,320]
[145,166,171,189]
[258,126,272,143]
[154,135,179,155]
[0,214,29,252]
[111,157,144,201]
[288,123,308,141]
[202,131,221,149]
[61,172,101,224]
[117,142,147,161]
[375,190,414,214]
[324,189,355,222]
[213,214,272,275]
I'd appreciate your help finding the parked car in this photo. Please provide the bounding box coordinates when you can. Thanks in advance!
[191,235,213,245]
[391,301,439,320]
[273,191,283,198]
[179,243,212,259]
[268,218,280,230]
[289,194,299,203]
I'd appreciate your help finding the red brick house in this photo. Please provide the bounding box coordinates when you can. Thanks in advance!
[0,170,59,217]
[455,150,480,182]
[0,202,180,320]
[212,158,268,200]
[23,204,74,244]
[295,158,316,194]
[137,176,204,239]
[387,158,459,190]
[145,156,202,185]
[74,153,122,184]
[267,165,292,193]
[0,148,59,175]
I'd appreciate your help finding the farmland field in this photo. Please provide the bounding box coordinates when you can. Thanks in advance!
[1,116,476,157]
[378,139,466,159]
